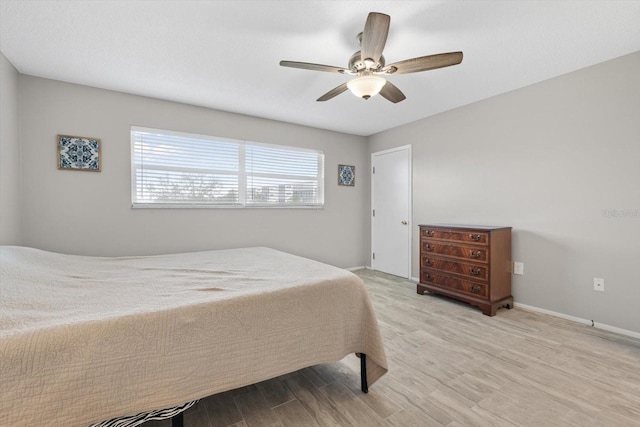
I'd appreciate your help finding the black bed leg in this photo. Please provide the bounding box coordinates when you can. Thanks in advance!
[172,412,184,427]
[360,353,368,394]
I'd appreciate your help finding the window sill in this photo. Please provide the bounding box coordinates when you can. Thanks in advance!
[131,203,325,210]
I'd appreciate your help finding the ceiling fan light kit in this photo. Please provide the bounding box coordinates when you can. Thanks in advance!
[280,12,463,104]
[347,73,386,99]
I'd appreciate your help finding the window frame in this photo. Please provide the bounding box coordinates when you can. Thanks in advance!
[130,126,325,209]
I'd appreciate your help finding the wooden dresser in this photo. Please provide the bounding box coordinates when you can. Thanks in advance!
[418,224,513,316]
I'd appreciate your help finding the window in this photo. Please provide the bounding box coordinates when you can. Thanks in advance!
[131,127,324,208]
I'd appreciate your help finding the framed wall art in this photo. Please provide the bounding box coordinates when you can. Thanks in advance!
[338,164,355,186]
[57,134,101,172]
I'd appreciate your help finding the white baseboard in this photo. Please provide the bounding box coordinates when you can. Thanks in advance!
[514,302,640,340]
[345,266,367,272]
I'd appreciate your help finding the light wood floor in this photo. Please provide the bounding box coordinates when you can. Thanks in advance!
[146,269,640,427]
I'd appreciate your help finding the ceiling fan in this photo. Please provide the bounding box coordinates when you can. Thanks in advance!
[280,12,463,103]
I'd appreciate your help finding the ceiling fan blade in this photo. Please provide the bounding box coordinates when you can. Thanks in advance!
[280,61,349,74]
[379,81,406,103]
[361,12,390,65]
[317,82,349,102]
[385,52,463,75]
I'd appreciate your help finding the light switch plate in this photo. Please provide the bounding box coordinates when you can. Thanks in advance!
[513,262,524,275]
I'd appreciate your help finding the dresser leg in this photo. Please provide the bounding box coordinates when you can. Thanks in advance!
[483,306,497,316]
[483,298,514,316]
[500,297,514,311]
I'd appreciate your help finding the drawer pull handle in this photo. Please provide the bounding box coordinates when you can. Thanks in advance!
[425,230,434,237]
[470,285,482,293]
[470,250,481,258]
[425,244,434,251]
[469,234,481,241]
[424,273,434,281]
[470,267,481,276]
[425,259,433,267]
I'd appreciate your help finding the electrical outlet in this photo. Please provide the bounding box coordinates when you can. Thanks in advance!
[513,262,524,275]
[593,278,605,292]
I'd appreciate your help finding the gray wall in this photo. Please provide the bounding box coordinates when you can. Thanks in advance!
[0,52,22,245]
[18,76,369,268]
[369,52,640,333]
[5,51,639,333]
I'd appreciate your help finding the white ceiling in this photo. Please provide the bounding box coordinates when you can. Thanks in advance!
[1,1,639,136]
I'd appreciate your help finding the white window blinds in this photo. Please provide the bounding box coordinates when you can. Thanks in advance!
[131,127,324,208]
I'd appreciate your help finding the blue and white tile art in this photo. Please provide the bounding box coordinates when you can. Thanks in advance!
[58,135,101,171]
[338,164,355,186]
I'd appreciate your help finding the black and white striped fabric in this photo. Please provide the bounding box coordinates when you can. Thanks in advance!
[88,400,197,427]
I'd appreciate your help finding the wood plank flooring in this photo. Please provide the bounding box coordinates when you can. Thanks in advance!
[145,269,640,427]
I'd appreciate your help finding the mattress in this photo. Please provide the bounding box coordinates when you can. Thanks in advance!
[0,246,387,426]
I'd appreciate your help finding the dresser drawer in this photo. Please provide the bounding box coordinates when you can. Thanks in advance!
[420,270,488,298]
[420,228,488,245]
[420,240,488,263]
[420,256,489,281]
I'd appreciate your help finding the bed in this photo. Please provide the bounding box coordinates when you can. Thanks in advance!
[0,246,387,427]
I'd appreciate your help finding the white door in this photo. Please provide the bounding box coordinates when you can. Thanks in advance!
[371,145,411,278]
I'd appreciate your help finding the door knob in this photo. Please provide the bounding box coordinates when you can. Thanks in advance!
[401,220,408,225]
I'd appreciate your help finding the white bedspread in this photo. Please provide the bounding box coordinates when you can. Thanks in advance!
[0,246,387,426]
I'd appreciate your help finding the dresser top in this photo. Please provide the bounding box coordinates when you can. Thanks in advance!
[419,224,512,231]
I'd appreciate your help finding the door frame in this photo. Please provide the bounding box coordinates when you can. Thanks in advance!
[371,144,412,278]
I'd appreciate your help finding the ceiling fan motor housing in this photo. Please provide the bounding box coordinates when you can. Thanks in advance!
[349,51,385,72]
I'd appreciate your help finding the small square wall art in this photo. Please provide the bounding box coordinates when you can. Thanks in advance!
[338,164,355,186]
[57,134,101,172]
